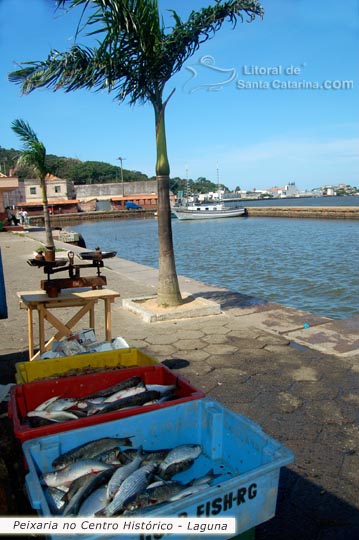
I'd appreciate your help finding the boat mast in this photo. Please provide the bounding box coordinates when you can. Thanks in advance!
[216,163,221,202]
[185,164,189,206]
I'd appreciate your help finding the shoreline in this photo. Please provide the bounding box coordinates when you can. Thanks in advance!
[24,205,359,226]
[245,206,359,219]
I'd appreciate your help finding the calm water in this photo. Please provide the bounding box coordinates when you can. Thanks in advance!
[69,214,359,320]
[230,195,359,207]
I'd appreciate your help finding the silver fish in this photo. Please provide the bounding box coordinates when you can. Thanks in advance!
[123,448,170,466]
[168,483,210,501]
[42,460,112,487]
[45,398,80,412]
[159,444,202,479]
[63,468,114,516]
[145,381,178,394]
[101,463,156,516]
[78,486,107,516]
[52,437,133,470]
[124,480,184,512]
[106,448,143,502]
[45,487,66,514]
[27,410,79,423]
[95,447,128,465]
[93,390,160,416]
[104,384,146,403]
[34,395,61,412]
[189,468,221,486]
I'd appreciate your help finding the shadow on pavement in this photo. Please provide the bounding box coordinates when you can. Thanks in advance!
[256,467,359,540]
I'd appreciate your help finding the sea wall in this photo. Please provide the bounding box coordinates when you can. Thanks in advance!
[245,206,359,219]
[28,205,359,225]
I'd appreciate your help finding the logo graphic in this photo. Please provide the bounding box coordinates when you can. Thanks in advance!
[183,55,237,93]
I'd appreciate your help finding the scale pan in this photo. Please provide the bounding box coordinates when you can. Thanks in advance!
[77,251,117,261]
[27,258,68,268]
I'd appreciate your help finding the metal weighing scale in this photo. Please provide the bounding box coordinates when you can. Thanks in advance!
[27,248,117,297]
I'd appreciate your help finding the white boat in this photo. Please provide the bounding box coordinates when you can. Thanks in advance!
[171,203,246,220]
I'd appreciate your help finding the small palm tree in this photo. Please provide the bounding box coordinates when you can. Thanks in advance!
[9,0,263,305]
[11,119,55,259]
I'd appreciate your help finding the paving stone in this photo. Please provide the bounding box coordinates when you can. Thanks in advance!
[305,399,358,425]
[202,343,239,354]
[173,339,205,350]
[139,344,176,359]
[291,366,321,381]
[291,381,340,401]
[144,333,181,345]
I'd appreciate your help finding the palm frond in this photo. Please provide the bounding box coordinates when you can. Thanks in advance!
[9,0,263,106]
[11,119,47,179]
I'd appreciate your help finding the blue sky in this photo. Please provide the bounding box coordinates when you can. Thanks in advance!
[1,0,358,191]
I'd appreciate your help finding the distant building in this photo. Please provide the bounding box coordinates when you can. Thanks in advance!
[265,182,300,198]
[24,174,75,202]
[15,174,78,215]
[0,171,19,217]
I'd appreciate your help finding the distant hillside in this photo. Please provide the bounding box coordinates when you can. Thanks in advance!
[0,147,226,195]
[0,147,149,185]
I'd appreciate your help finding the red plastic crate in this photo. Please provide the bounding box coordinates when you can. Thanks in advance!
[8,365,205,444]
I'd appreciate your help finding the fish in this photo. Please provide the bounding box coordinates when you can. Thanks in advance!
[103,384,146,403]
[34,395,61,412]
[94,447,128,466]
[44,398,80,412]
[124,480,185,512]
[145,380,179,395]
[42,460,113,488]
[100,463,157,516]
[123,448,171,466]
[27,410,79,423]
[91,390,161,416]
[42,465,105,491]
[63,468,114,516]
[168,483,210,502]
[52,437,133,470]
[189,468,221,486]
[45,487,66,514]
[106,447,143,502]
[84,376,143,400]
[78,486,107,516]
[85,385,147,414]
[158,444,202,479]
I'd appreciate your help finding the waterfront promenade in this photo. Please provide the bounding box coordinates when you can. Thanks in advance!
[0,230,358,539]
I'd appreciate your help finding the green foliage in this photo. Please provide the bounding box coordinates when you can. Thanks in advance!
[169,176,229,196]
[0,147,149,184]
[11,119,55,250]
[11,119,47,179]
[9,1,264,107]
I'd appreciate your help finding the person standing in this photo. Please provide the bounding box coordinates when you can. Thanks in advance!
[5,207,18,226]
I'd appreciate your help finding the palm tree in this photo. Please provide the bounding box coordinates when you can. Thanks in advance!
[11,119,55,260]
[9,0,263,306]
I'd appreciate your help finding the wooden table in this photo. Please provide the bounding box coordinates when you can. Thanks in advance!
[17,288,120,361]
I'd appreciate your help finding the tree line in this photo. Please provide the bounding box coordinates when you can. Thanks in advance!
[0,147,227,194]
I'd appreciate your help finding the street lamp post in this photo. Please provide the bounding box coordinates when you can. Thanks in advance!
[117,156,126,198]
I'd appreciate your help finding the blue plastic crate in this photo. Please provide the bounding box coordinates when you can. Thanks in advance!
[23,398,294,540]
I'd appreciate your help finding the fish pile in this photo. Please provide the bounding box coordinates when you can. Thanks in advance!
[26,376,179,426]
[41,437,220,517]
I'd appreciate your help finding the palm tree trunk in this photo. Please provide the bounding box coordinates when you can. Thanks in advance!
[40,177,55,260]
[155,103,182,307]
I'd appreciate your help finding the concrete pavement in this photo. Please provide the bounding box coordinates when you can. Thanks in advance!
[0,229,358,539]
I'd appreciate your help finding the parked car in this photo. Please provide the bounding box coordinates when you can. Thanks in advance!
[125,201,142,210]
